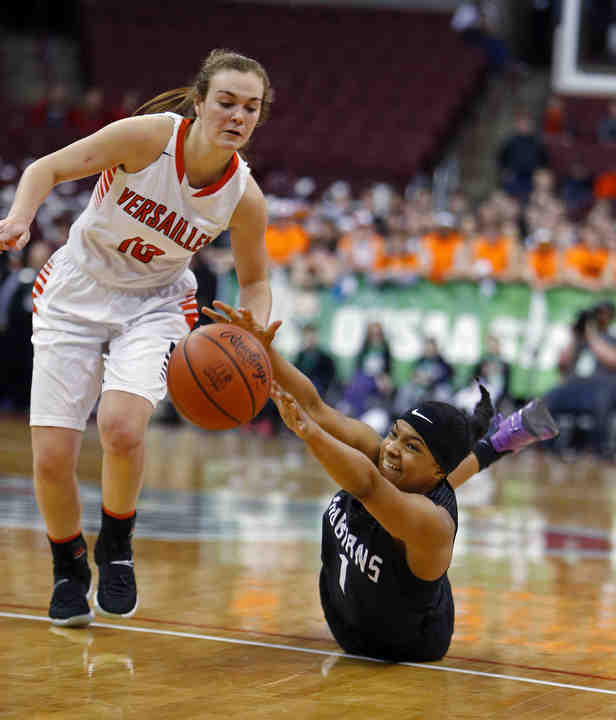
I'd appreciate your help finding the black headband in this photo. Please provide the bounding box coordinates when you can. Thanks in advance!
[400,402,472,475]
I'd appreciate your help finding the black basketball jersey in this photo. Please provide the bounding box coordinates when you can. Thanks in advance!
[319,479,458,661]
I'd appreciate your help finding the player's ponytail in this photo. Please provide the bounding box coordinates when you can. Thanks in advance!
[133,87,196,117]
[468,382,494,445]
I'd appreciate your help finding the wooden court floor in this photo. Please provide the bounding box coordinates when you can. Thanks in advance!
[2,414,616,718]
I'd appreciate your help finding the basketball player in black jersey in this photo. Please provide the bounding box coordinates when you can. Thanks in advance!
[201,301,558,662]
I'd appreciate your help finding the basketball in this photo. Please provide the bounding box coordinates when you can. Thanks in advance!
[167,323,273,430]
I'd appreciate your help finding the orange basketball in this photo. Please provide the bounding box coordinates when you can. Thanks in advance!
[167,323,273,430]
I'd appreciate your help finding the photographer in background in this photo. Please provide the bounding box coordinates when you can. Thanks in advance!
[543,301,616,459]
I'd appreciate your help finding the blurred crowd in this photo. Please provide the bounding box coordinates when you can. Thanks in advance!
[3,83,616,462]
[27,83,140,136]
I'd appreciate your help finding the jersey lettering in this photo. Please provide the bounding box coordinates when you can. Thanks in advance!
[367,555,383,583]
[338,554,349,594]
[354,543,368,572]
[118,237,166,264]
[327,496,384,585]
[116,186,213,252]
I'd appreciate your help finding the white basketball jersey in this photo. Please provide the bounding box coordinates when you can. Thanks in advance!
[66,112,251,290]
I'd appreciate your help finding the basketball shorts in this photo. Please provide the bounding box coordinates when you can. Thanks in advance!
[30,246,198,431]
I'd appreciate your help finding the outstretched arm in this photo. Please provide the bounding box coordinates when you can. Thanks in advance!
[0,115,173,252]
[201,302,382,462]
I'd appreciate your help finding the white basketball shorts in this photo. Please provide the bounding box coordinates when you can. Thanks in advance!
[30,246,198,431]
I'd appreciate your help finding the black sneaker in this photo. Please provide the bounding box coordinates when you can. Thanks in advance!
[48,534,93,627]
[94,533,138,618]
[49,573,93,627]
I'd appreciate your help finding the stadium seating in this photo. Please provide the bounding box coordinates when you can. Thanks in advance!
[1,3,489,191]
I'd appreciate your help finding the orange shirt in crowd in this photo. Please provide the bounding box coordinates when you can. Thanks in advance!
[421,231,463,283]
[526,244,559,282]
[372,251,420,275]
[385,254,420,274]
[471,235,513,277]
[594,171,616,200]
[265,222,309,265]
[564,244,609,279]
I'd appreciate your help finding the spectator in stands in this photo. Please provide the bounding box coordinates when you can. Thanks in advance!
[543,301,616,459]
[293,323,337,399]
[321,180,353,228]
[336,209,385,275]
[470,217,520,282]
[449,189,470,222]
[421,211,465,284]
[361,182,397,237]
[370,231,423,286]
[472,334,511,412]
[593,168,616,202]
[498,110,548,201]
[392,337,454,420]
[587,200,616,249]
[338,321,393,419]
[29,83,72,129]
[451,0,511,71]
[110,90,141,122]
[597,99,616,144]
[289,235,340,289]
[561,161,594,217]
[543,94,567,137]
[0,242,51,411]
[563,223,611,291]
[265,208,309,267]
[69,87,109,137]
[523,227,563,290]
[404,185,434,236]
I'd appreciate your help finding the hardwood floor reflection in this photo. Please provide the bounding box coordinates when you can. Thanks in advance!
[2,414,616,718]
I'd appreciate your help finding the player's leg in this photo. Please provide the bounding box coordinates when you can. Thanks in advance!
[488,398,560,454]
[32,427,83,539]
[32,427,93,626]
[93,274,195,618]
[30,339,104,627]
[30,245,108,626]
[93,390,154,618]
[449,399,559,489]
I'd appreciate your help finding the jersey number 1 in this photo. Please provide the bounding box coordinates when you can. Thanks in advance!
[118,237,165,264]
[338,554,349,594]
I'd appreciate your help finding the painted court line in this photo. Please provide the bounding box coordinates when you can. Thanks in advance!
[2,611,616,696]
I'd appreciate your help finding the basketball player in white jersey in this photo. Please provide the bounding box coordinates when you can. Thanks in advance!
[0,49,273,626]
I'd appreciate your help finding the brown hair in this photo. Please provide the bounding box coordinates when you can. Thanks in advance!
[134,49,273,125]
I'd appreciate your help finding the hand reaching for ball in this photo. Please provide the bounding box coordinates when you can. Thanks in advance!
[270,381,312,439]
[200,301,281,350]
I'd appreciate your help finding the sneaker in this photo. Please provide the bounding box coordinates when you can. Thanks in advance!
[489,399,559,453]
[49,574,94,627]
[94,534,138,618]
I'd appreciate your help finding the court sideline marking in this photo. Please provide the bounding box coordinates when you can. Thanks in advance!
[2,611,616,696]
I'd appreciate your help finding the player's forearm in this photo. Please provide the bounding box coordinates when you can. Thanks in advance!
[239,280,271,326]
[303,421,377,498]
[8,159,56,224]
[448,453,480,490]
[268,345,322,414]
